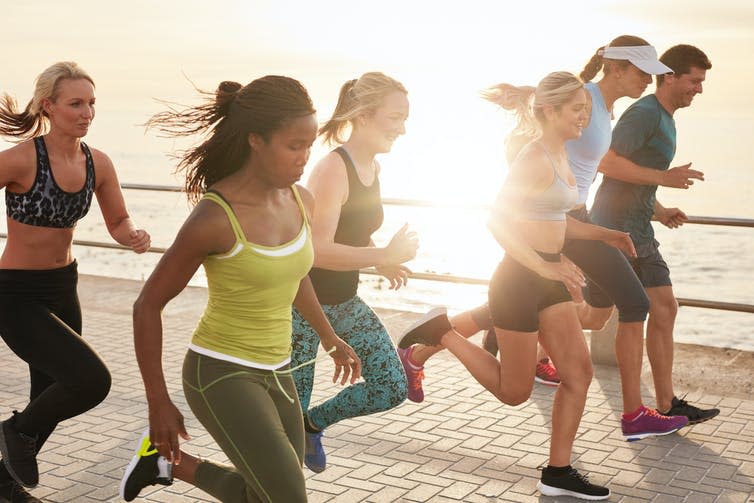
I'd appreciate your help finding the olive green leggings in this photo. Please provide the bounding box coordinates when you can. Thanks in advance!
[182,350,306,502]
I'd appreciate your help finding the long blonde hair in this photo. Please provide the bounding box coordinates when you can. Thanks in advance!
[0,61,95,141]
[483,71,583,143]
[318,72,407,145]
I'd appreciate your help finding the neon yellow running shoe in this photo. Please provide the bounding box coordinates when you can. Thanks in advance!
[119,430,172,501]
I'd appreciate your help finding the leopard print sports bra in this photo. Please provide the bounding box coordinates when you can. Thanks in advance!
[5,136,96,228]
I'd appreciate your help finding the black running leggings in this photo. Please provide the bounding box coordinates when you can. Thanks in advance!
[0,262,111,456]
[563,207,649,323]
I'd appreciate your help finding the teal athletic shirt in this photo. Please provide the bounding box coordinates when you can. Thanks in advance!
[590,94,677,249]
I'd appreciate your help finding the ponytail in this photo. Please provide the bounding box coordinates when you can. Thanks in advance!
[0,95,44,140]
[481,83,539,139]
[318,72,406,146]
[580,47,605,82]
[0,61,94,142]
[483,72,583,150]
[581,35,652,81]
[318,79,357,145]
[147,76,315,204]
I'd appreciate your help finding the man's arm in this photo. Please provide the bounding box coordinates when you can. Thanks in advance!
[653,199,688,229]
[598,149,704,188]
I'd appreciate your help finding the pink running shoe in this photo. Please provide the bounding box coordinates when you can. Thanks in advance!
[398,346,425,403]
[621,406,689,442]
[534,358,560,387]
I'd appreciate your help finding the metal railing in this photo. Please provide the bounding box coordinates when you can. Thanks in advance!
[2,182,753,315]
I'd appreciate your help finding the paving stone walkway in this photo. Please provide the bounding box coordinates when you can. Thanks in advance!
[1,275,752,502]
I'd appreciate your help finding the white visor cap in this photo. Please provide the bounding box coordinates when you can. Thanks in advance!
[600,45,673,75]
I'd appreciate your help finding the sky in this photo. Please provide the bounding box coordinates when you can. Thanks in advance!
[2,0,754,209]
[3,0,753,115]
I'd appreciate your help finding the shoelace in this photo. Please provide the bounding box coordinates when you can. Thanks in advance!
[567,468,592,486]
[674,393,691,408]
[537,360,559,380]
[409,370,425,390]
[644,407,678,421]
[669,394,709,419]
[537,465,591,484]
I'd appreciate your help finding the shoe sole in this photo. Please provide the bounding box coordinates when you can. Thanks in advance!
[119,430,150,500]
[304,458,327,473]
[537,481,610,500]
[623,426,683,442]
[397,307,448,349]
[304,433,327,473]
[0,425,37,489]
[534,376,560,387]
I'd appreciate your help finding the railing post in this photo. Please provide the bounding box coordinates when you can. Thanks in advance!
[589,309,618,366]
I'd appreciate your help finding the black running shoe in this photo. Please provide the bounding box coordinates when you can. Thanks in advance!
[397,307,452,349]
[0,414,38,488]
[663,395,720,425]
[0,478,41,502]
[120,430,173,501]
[537,465,610,500]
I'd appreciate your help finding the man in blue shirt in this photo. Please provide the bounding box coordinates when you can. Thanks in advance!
[591,44,718,425]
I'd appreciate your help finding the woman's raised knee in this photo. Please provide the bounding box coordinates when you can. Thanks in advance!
[75,361,112,408]
[497,382,533,406]
[616,289,650,324]
[367,372,407,411]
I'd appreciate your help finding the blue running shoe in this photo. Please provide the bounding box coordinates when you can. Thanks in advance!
[304,430,326,473]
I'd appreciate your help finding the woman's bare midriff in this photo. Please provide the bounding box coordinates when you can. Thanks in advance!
[0,219,75,269]
[511,218,566,254]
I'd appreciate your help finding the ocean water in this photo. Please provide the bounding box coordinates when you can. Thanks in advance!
[5,187,749,352]
[1,83,753,353]
[0,27,754,350]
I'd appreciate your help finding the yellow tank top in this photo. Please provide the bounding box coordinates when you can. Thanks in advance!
[190,187,314,368]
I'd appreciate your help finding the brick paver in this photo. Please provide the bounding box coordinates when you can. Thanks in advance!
[1,275,752,502]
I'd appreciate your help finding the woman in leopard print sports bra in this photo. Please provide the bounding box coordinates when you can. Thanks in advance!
[0,62,150,496]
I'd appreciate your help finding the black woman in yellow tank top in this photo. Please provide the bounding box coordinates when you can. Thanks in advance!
[121,76,361,503]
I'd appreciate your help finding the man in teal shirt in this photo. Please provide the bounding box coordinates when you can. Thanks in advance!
[591,44,719,425]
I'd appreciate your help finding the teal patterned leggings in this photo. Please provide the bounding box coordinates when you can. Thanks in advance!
[291,295,407,430]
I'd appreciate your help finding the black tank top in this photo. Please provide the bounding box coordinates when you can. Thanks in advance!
[309,147,384,305]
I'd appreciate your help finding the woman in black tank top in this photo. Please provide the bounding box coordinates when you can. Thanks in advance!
[290,72,418,473]
[0,62,150,496]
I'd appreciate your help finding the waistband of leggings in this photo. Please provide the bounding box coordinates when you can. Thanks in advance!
[504,250,562,266]
[0,260,78,290]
